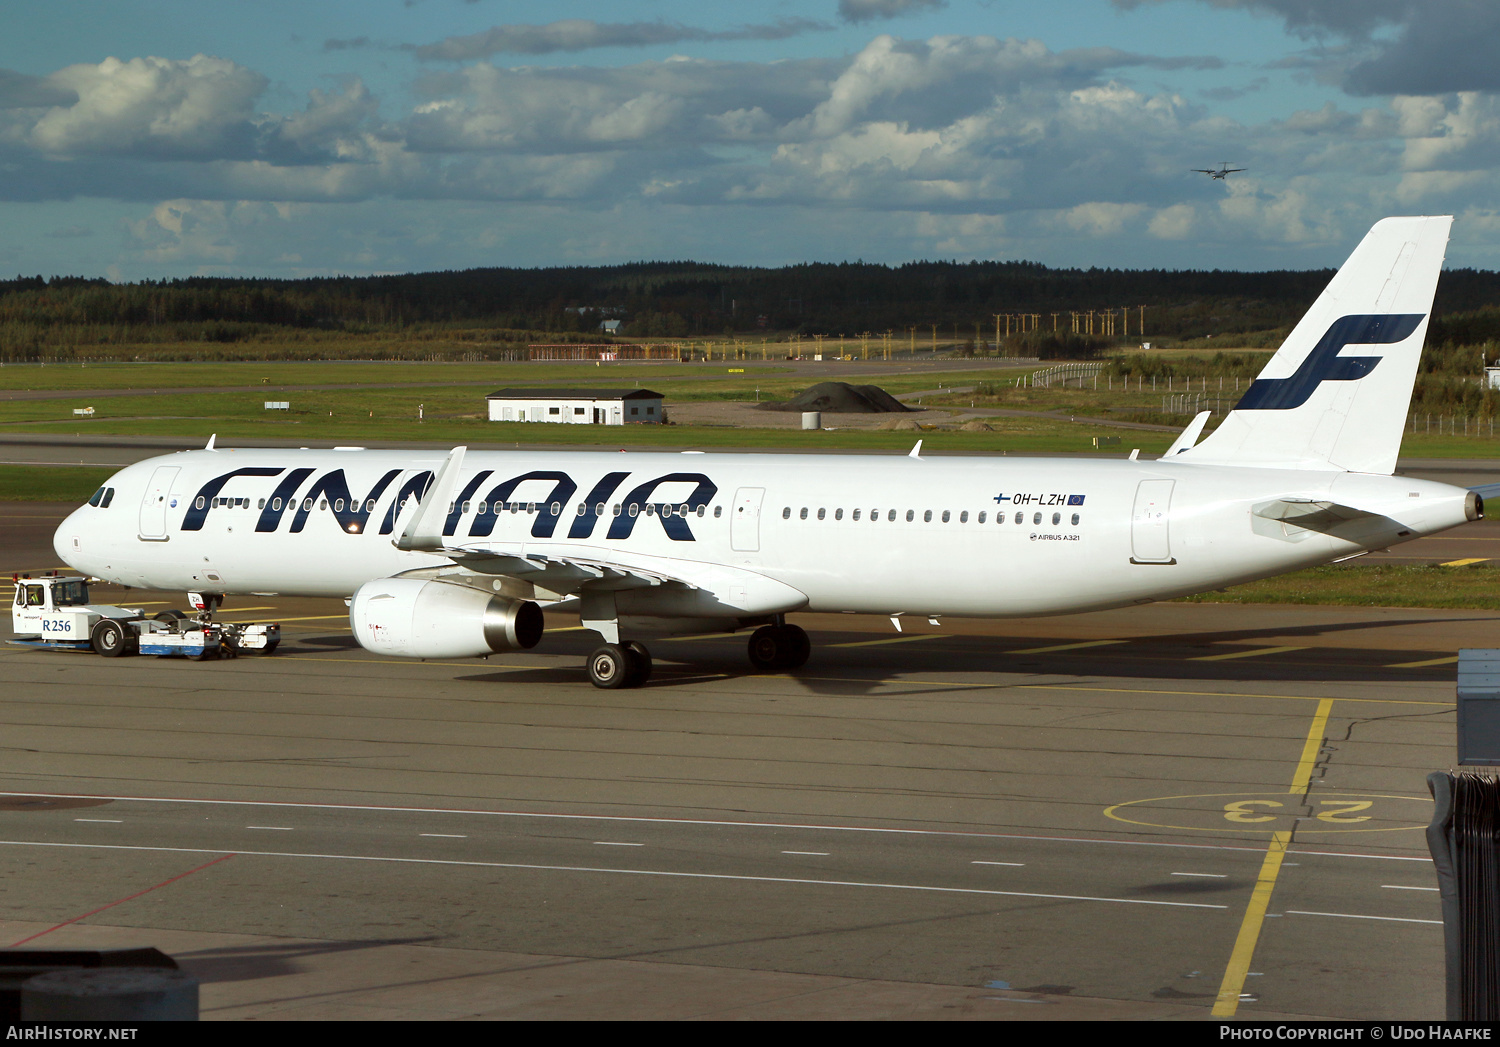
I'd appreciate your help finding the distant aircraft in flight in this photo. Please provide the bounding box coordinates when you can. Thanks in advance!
[1194,162,1245,180]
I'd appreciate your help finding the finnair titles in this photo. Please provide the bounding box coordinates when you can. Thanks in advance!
[56,216,1484,687]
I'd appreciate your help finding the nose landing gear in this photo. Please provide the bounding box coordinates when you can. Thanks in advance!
[747,624,810,671]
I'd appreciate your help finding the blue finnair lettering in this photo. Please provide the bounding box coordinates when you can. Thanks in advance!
[289,469,402,534]
[606,472,718,541]
[380,471,436,535]
[183,468,284,531]
[1235,313,1426,411]
[256,468,315,532]
[443,470,495,536]
[190,465,720,543]
[467,471,578,539]
[568,472,629,539]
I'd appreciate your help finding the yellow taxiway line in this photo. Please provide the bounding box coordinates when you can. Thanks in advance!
[1212,697,1334,1017]
[1191,645,1306,662]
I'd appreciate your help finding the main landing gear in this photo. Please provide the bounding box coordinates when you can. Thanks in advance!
[582,624,811,689]
[587,641,653,689]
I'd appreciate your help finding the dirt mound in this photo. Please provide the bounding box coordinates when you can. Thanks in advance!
[959,419,994,432]
[757,382,913,413]
[877,417,923,431]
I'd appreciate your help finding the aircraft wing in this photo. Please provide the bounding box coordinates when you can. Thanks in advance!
[442,543,694,594]
[387,446,807,617]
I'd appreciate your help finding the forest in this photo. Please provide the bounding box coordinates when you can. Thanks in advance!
[2,261,1499,373]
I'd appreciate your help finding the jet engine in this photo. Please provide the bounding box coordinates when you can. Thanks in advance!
[350,577,543,659]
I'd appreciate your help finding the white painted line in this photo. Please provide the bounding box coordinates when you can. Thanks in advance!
[1286,910,1441,925]
[1172,872,1228,878]
[1381,885,1439,891]
[246,826,294,831]
[0,791,1431,860]
[0,839,1230,910]
[972,861,1024,867]
[593,841,644,847]
[74,819,122,824]
[782,851,829,856]
[420,834,468,839]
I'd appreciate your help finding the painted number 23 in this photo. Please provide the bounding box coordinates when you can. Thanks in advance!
[1222,799,1373,823]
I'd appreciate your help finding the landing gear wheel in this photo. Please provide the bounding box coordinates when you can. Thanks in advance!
[91,619,129,657]
[748,626,782,670]
[780,625,811,669]
[153,610,187,625]
[625,642,653,687]
[748,625,811,671]
[587,644,633,689]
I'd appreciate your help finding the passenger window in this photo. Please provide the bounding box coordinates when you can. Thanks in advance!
[888,510,897,522]
[835,508,843,521]
[1052,512,1061,525]
[906,510,914,522]
[942,510,951,523]
[1072,513,1080,525]
[783,507,791,519]
[628,504,639,517]
[696,505,705,517]
[978,511,986,523]
[959,511,967,523]
[800,507,808,520]
[1033,512,1042,525]
[714,505,722,518]
[853,509,861,521]
[923,510,932,523]
[1013,512,1022,524]
[817,508,826,521]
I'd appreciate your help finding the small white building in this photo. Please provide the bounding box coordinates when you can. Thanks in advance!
[486,388,665,425]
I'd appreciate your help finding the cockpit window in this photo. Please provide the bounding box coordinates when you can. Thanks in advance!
[100,487,114,508]
[88,487,105,507]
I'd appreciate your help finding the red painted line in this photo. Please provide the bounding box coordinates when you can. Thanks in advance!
[9,853,236,946]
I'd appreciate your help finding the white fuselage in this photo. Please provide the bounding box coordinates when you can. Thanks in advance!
[54,447,1475,620]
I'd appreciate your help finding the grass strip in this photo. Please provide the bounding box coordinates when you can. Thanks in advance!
[1176,562,1500,610]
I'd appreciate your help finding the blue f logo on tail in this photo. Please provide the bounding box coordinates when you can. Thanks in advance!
[1235,313,1426,411]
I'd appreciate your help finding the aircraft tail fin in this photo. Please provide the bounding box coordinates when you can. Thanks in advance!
[1174,216,1451,474]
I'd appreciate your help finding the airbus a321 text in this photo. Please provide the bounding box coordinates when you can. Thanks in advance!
[49,217,1489,687]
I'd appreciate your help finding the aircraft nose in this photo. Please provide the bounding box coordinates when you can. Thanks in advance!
[54,507,85,568]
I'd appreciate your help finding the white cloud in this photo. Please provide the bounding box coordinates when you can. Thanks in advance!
[23,55,265,159]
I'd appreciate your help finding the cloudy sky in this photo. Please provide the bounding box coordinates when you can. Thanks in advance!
[4,0,1500,279]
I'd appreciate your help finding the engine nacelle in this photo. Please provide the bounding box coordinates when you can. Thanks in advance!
[350,578,543,659]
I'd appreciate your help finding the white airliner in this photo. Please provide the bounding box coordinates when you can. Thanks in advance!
[52,216,1484,687]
